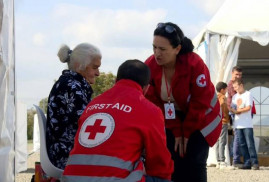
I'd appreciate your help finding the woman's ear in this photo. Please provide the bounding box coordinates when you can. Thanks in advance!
[175,44,182,55]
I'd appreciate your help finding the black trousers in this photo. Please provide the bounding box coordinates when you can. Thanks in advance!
[166,129,209,182]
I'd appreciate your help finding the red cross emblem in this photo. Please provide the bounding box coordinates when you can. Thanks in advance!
[199,77,206,84]
[196,74,206,87]
[85,119,106,140]
[168,108,173,116]
[79,113,115,148]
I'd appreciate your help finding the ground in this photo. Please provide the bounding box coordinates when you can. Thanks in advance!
[15,142,269,182]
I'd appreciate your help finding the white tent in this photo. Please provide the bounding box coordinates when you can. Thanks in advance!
[193,0,269,166]
[193,0,269,85]
[0,0,24,181]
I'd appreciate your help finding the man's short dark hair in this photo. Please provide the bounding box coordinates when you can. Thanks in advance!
[216,81,227,92]
[116,59,150,88]
[232,66,242,73]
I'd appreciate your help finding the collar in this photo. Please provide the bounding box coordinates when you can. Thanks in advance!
[62,69,87,82]
[115,79,143,92]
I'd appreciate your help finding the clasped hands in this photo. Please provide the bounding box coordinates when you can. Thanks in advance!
[230,108,242,114]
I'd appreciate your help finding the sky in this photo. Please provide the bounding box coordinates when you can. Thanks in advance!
[15,0,226,108]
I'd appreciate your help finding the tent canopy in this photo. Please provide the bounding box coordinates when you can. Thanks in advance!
[193,0,269,166]
[193,0,269,47]
[193,0,269,85]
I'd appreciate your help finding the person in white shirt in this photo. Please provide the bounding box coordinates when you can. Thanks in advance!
[230,78,259,170]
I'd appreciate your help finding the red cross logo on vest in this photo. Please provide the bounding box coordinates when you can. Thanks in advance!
[79,113,115,148]
[85,119,106,140]
[196,74,207,87]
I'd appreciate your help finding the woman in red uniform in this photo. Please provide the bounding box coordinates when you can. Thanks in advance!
[145,22,222,182]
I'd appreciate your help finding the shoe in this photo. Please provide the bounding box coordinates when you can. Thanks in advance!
[216,162,220,169]
[207,163,216,167]
[227,165,235,170]
[219,162,227,169]
[252,164,260,170]
[233,163,243,169]
[239,165,251,170]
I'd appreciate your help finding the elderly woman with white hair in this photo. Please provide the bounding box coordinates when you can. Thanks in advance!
[46,43,102,169]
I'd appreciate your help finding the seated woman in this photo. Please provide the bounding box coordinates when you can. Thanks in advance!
[46,43,102,169]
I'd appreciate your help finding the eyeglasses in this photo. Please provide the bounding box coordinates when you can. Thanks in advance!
[156,23,176,34]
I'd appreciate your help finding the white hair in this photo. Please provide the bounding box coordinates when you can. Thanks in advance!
[57,43,102,71]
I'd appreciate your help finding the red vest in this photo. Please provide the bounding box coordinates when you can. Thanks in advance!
[145,53,221,147]
[62,80,173,181]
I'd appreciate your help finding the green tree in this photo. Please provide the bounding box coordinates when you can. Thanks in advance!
[27,108,36,140]
[91,72,116,98]
[39,97,48,113]
[26,98,47,140]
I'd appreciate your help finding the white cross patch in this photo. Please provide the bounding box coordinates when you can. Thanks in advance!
[79,113,115,148]
[196,74,206,87]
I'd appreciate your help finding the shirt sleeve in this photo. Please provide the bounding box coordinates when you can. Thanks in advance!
[182,55,219,139]
[246,92,253,107]
[220,95,229,124]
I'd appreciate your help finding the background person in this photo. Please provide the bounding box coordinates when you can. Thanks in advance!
[231,78,259,170]
[145,22,222,182]
[62,59,174,182]
[227,66,243,167]
[215,82,230,169]
[46,43,102,169]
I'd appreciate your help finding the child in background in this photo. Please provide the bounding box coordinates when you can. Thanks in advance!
[231,79,259,170]
[215,82,230,169]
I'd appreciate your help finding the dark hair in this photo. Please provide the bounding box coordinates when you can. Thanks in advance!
[232,66,243,73]
[154,22,194,55]
[116,59,150,88]
[216,82,228,92]
[232,78,244,85]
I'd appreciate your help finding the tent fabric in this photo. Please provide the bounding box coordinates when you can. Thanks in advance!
[208,35,241,85]
[15,102,28,173]
[193,0,269,167]
[193,0,269,47]
[193,0,269,84]
[0,0,15,181]
[33,114,40,152]
[195,34,241,86]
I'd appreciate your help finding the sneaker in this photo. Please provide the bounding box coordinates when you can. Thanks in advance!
[216,162,220,169]
[239,165,251,170]
[227,165,235,170]
[233,163,243,169]
[252,164,260,170]
[219,162,227,169]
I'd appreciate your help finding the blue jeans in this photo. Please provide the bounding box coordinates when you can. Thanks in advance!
[236,128,259,166]
[233,129,241,164]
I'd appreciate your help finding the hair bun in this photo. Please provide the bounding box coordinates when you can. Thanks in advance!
[179,36,194,54]
[57,44,71,63]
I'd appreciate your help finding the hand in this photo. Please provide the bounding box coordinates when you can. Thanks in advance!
[236,110,242,114]
[230,108,236,114]
[174,137,188,157]
[231,108,241,114]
